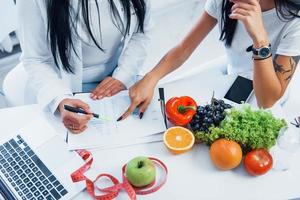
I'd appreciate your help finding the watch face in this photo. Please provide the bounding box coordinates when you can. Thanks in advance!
[259,47,270,57]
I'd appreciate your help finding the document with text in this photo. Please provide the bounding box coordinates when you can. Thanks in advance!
[67,90,166,150]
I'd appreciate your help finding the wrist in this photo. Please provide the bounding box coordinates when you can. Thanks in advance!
[146,71,160,85]
[252,33,270,48]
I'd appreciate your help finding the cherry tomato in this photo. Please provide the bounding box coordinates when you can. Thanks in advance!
[244,148,273,176]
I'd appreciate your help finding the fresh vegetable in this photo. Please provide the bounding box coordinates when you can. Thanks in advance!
[190,98,232,133]
[166,96,197,126]
[244,148,273,176]
[209,139,243,170]
[196,105,286,152]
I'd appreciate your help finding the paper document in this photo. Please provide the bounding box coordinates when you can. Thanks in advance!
[68,91,166,150]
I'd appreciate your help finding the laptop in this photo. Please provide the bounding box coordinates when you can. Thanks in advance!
[0,118,85,200]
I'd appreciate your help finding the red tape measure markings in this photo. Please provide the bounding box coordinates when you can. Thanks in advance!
[71,150,167,200]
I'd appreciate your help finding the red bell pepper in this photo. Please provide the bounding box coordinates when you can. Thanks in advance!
[165,96,197,126]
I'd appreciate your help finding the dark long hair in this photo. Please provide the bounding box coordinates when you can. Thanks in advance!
[220,0,300,47]
[47,0,146,73]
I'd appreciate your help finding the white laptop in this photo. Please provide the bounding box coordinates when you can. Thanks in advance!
[0,118,85,200]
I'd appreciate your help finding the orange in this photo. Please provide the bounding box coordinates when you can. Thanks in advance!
[163,126,195,154]
[209,139,242,170]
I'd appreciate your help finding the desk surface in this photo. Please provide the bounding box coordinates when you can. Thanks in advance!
[1,70,300,200]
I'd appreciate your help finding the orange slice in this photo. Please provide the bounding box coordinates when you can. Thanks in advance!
[163,126,195,154]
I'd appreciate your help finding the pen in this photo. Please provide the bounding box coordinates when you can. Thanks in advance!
[159,87,168,129]
[64,105,99,118]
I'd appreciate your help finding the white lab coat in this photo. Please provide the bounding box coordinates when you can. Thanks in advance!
[17,0,152,113]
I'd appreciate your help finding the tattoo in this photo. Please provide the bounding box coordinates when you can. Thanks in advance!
[273,55,300,81]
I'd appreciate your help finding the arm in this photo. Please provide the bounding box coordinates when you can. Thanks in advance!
[17,0,72,112]
[18,0,92,133]
[146,12,217,83]
[230,0,299,108]
[253,54,299,108]
[120,11,217,119]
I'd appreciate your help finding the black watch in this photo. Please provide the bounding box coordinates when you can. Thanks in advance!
[252,44,272,59]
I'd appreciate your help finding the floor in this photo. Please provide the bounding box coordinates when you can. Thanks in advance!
[0,0,225,109]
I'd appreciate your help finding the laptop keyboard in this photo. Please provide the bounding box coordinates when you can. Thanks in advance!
[0,135,68,200]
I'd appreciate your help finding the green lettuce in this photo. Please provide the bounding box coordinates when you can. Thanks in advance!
[194,105,287,152]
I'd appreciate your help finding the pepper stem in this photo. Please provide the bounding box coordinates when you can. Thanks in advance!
[178,105,196,114]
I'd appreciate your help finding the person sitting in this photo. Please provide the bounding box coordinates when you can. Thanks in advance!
[9,0,152,133]
[120,0,300,120]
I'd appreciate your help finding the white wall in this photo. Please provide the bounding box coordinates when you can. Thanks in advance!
[143,0,225,82]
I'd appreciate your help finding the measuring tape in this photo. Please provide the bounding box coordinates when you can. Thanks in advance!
[71,150,168,200]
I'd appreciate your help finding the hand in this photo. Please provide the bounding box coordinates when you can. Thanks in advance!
[90,77,126,100]
[58,98,93,134]
[118,74,157,121]
[229,0,269,47]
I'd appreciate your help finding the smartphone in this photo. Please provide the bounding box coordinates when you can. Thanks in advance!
[224,76,253,104]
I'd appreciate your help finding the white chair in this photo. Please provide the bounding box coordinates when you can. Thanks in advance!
[2,62,36,107]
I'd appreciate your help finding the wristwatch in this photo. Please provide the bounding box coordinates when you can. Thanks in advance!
[252,44,272,59]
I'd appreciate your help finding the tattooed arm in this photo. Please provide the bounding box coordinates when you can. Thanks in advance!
[253,54,300,108]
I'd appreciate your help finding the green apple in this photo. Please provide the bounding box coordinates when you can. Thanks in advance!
[125,156,156,187]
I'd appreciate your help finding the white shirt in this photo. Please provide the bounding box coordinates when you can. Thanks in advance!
[81,0,123,84]
[205,0,300,77]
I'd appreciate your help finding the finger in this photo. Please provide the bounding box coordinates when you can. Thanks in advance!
[63,120,80,131]
[63,118,80,128]
[91,77,112,96]
[231,8,249,16]
[118,102,139,121]
[71,99,91,113]
[92,79,116,99]
[90,78,112,99]
[69,125,88,134]
[231,2,253,12]
[139,99,151,114]
[229,13,247,21]
[230,0,258,6]
[105,83,124,97]
[66,112,92,126]
[109,86,124,97]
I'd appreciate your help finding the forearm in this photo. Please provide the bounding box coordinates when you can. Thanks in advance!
[146,12,217,84]
[253,58,282,108]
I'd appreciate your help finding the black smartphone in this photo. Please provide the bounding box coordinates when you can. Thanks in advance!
[224,76,253,104]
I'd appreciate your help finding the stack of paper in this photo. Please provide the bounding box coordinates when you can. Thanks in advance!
[67,91,166,150]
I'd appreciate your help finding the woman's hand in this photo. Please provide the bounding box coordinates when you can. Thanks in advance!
[90,77,126,100]
[58,98,93,134]
[119,74,157,120]
[229,0,269,47]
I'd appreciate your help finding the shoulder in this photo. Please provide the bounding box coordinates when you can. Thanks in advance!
[283,17,300,36]
[276,17,300,56]
[205,0,223,20]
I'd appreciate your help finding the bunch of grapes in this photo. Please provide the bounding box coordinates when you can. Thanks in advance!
[190,98,232,133]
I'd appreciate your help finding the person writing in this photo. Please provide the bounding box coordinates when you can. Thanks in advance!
[120,0,300,120]
[17,0,152,133]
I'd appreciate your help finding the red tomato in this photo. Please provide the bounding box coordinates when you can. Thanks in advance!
[244,148,273,176]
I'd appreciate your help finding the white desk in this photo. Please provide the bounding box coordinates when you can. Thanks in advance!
[1,69,300,200]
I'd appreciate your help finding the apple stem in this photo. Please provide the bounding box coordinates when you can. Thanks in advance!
[138,161,144,168]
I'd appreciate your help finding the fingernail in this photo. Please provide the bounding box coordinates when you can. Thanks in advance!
[117,116,123,121]
[90,94,94,98]
[139,112,144,119]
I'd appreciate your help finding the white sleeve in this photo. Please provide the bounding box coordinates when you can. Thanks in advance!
[276,19,300,56]
[112,0,153,89]
[205,0,219,19]
[17,0,73,113]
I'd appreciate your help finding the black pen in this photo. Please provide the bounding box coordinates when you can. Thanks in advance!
[64,105,99,118]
